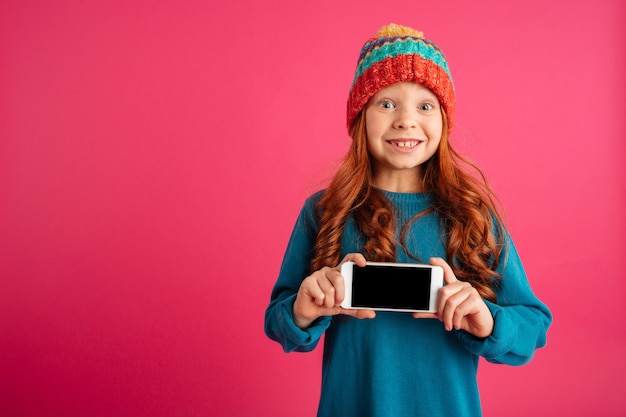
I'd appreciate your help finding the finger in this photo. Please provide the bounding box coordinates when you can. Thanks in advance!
[430,257,458,285]
[340,252,367,268]
[316,270,338,308]
[330,253,366,307]
[452,301,467,331]
[301,270,332,306]
[440,283,472,331]
[327,269,346,306]
[450,289,487,331]
[412,312,438,320]
[338,307,376,320]
[302,281,327,306]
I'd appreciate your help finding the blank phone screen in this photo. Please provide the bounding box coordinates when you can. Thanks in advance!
[352,264,431,310]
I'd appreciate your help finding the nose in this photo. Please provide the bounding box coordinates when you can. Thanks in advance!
[393,107,417,130]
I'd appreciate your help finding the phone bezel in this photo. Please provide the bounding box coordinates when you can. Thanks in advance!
[340,261,443,313]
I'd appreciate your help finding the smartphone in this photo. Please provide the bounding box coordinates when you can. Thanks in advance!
[340,261,444,313]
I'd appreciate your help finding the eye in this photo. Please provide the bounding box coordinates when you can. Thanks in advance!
[378,100,395,109]
[419,103,434,111]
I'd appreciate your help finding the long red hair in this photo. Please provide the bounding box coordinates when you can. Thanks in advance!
[312,110,505,302]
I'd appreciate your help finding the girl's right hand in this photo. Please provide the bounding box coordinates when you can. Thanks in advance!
[292,253,377,329]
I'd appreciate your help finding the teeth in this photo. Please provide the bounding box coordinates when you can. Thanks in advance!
[396,141,417,147]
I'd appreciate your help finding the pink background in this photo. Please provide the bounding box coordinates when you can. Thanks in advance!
[1,1,625,416]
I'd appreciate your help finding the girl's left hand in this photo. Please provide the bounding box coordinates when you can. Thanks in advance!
[413,257,494,339]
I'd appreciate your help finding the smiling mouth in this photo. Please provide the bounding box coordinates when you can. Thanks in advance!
[387,139,423,148]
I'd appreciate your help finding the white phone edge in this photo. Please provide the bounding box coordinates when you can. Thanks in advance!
[340,261,444,313]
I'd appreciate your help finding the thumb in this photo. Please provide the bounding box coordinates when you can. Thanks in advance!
[430,257,458,285]
[336,307,376,320]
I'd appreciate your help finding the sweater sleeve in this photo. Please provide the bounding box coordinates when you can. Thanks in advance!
[264,193,333,353]
[455,235,552,365]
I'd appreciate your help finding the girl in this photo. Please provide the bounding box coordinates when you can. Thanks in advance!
[265,23,551,417]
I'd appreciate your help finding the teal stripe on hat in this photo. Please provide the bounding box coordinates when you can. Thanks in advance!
[352,38,452,85]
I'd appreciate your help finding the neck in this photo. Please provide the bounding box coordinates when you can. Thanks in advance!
[371,169,425,193]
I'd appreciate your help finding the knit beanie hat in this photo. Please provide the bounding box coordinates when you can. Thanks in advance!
[347,23,455,133]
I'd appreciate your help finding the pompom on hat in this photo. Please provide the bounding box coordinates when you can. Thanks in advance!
[347,23,455,133]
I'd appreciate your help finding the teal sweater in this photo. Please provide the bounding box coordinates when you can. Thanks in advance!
[265,190,552,417]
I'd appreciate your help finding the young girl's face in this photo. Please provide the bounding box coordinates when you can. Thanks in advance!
[365,81,443,190]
